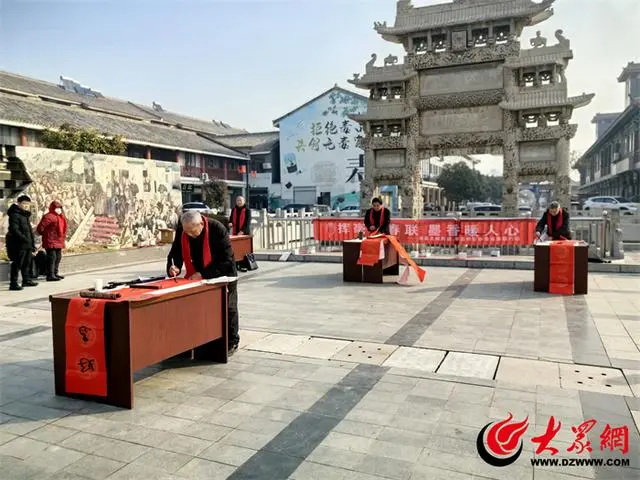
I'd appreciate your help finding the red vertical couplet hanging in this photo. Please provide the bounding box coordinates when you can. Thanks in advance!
[357,237,385,266]
[65,298,108,397]
[548,241,575,295]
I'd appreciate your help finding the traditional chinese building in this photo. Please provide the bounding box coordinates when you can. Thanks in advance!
[576,62,640,201]
[272,85,368,209]
[348,0,593,217]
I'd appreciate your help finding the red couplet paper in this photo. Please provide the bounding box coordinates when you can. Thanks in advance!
[387,235,427,283]
[548,241,575,295]
[64,278,198,397]
[357,237,385,266]
[65,298,108,397]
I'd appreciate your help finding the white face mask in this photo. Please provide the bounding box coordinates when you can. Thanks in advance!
[54,208,62,215]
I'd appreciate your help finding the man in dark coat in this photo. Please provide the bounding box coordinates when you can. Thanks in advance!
[363,197,391,235]
[5,195,38,290]
[536,201,572,240]
[167,211,240,354]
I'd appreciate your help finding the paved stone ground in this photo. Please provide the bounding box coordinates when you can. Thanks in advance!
[0,261,639,479]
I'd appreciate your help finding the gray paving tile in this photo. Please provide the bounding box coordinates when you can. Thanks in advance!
[198,443,257,467]
[386,269,480,346]
[62,455,125,480]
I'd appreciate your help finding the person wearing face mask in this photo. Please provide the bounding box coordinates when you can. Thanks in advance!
[5,195,38,290]
[36,200,67,282]
[166,210,240,354]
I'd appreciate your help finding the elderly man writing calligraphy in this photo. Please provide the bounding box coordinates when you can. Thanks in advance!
[167,210,240,354]
[536,201,572,241]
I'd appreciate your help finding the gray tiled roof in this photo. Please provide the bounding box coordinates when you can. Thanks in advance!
[216,131,279,149]
[376,0,554,34]
[0,93,246,158]
[349,100,416,121]
[505,45,572,68]
[348,65,418,87]
[499,87,594,110]
[250,138,279,154]
[0,71,245,135]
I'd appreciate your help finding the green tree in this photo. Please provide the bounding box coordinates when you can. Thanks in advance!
[437,161,484,203]
[202,179,228,211]
[480,174,504,204]
[41,124,126,155]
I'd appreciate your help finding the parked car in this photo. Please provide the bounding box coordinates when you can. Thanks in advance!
[313,205,333,216]
[336,205,361,217]
[471,204,502,216]
[182,202,214,215]
[583,196,638,214]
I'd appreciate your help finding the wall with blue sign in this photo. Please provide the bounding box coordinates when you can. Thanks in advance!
[277,88,367,207]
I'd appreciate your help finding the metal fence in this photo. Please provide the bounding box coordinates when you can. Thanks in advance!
[250,209,623,260]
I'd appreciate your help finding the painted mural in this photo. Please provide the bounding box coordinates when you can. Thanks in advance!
[0,147,182,251]
[278,88,367,203]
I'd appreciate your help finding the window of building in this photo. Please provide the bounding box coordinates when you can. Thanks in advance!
[523,71,536,87]
[472,28,489,47]
[183,152,198,167]
[0,126,20,145]
[414,36,429,53]
[432,34,447,52]
[494,25,510,44]
[539,71,552,85]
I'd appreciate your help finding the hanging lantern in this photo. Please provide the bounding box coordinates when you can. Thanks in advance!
[250,170,257,178]
[238,165,247,174]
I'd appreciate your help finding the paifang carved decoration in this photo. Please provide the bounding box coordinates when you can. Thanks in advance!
[517,124,578,142]
[408,42,521,70]
[371,136,408,150]
[350,0,590,217]
[416,89,505,110]
[418,132,504,150]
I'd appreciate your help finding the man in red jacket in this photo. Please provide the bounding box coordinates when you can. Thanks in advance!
[36,201,67,281]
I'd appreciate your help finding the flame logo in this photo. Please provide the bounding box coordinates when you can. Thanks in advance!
[476,413,529,467]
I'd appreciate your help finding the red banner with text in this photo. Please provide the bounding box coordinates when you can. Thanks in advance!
[313,218,537,246]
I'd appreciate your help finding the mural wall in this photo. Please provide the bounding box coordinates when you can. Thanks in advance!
[278,88,367,206]
[0,147,182,251]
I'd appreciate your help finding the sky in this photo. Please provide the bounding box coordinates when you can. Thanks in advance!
[1,0,639,174]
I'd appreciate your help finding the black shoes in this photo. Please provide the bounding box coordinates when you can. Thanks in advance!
[9,284,23,291]
[46,277,61,282]
[23,280,38,287]
[228,344,239,356]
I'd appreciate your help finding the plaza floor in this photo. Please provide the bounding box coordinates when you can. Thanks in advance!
[0,261,639,479]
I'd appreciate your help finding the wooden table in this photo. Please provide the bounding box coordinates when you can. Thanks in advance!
[534,242,588,294]
[50,279,229,409]
[343,239,399,283]
[230,235,253,262]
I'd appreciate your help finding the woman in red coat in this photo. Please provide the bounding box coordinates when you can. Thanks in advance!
[36,201,67,281]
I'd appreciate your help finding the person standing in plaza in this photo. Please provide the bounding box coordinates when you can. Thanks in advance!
[228,196,251,236]
[364,197,391,235]
[167,210,240,354]
[536,201,572,240]
[5,195,38,290]
[36,200,67,281]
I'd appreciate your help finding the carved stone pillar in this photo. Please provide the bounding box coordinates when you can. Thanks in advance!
[555,136,571,207]
[502,112,519,217]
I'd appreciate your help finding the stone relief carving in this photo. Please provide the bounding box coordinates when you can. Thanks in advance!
[530,31,547,48]
[384,54,399,67]
[409,42,520,69]
[373,21,387,29]
[554,29,570,48]
[418,132,504,150]
[416,89,504,110]
[365,54,377,73]
[517,124,577,142]
[371,136,407,150]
